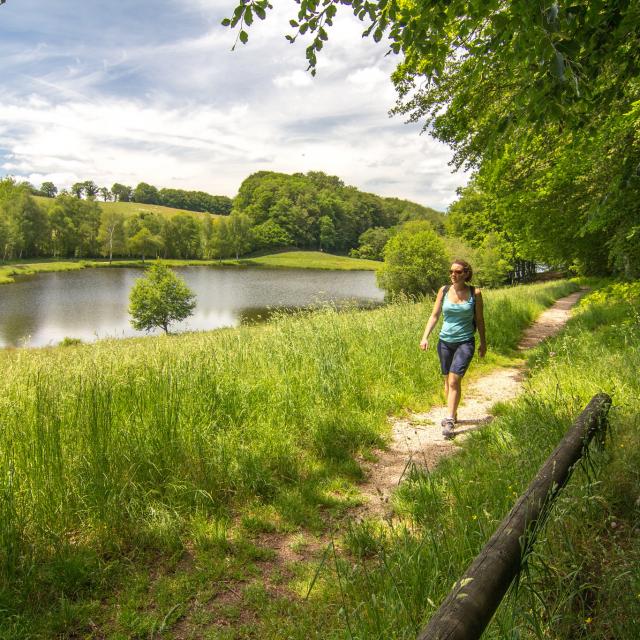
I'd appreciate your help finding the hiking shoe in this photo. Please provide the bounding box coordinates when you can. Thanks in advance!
[441,418,455,439]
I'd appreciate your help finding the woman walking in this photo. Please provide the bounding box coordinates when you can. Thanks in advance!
[420,259,486,439]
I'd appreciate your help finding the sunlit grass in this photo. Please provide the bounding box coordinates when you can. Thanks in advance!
[34,196,220,220]
[325,280,640,640]
[242,250,381,270]
[0,279,579,637]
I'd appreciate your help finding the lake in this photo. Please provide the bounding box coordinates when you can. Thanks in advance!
[0,266,385,348]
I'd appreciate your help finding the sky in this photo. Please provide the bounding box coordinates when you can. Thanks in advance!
[0,0,468,211]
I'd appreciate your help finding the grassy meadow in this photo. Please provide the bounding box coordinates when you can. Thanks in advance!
[242,250,380,270]
[34,196,220,221]
[2,278,637,638]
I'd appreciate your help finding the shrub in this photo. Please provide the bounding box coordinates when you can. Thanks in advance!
[377,223,449,296]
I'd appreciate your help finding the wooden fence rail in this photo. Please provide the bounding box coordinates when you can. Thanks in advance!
[418,392,612,640]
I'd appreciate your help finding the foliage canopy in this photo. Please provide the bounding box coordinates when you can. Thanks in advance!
[227,1,640,276]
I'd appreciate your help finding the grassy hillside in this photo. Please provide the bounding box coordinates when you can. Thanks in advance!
[1,280,599,638]
[243,250,381,270]
[34,196,220,220]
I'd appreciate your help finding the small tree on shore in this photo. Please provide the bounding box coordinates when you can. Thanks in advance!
[129,264,196,334]
[377,222,449,297]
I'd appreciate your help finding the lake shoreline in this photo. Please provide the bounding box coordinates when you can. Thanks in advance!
[0,263,384,348]
[0,251,381,285]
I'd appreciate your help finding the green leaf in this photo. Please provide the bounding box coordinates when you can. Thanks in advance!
[239,30,249,44]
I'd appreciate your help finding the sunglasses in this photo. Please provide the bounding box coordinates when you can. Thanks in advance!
[449,269,465,275]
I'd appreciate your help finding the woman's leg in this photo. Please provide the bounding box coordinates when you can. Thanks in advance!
[447,339,474,422]
[443,376,458,421]
[447,372,462,421]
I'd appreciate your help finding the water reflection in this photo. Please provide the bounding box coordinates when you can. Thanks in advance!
[0,266,384,348]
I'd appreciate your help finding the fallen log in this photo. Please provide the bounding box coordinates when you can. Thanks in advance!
[419,392,612,640]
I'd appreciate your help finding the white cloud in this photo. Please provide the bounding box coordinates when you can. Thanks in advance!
[347,66,389,90]
[273,70,313,88]
[0,0,468,210]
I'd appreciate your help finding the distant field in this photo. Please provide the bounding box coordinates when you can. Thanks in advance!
[0,251,380,284]
[34,196,220,220]
[243,251,381,271]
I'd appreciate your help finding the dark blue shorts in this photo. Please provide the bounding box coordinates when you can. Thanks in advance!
[437,338,475,376]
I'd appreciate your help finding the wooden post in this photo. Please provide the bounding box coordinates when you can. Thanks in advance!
[418,393,612,640]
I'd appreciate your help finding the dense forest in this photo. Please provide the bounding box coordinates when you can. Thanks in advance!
[0,171,444,265]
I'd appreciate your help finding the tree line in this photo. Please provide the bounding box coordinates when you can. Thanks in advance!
[35,179,233,215]
[0,172,444,263]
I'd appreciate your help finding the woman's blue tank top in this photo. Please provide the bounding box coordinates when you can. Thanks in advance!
[439,286,475,343]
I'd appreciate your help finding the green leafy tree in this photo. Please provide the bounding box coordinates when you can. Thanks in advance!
[227,211,253,259]
[162,214,202,259]
[158,187,233,214]
[76,200,101,256]
[227,2,640,276]
[251,218,292,250]
[234,170,400,253]
[111,183,132,202]
[377,222,449,297]
[473,233,513,288]
[99,187,111,202]
[70,182,85,199]
[208,217,232,262]
[0,214,12,261]
[0,180,49,258]
[48,200,79,257]
[126,210,164,237]
[129,263,196,334]
[128,227,163,263]
[445,186,499,248]
[318,215,336,251]
[133,182,160,205]
[40,181,58,198]
[98,209,126,263]
[83,181,99,200]
[350,226,392,261]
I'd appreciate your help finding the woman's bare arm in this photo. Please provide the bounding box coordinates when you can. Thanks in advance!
[475,288,487,357]
[420,287,445,350]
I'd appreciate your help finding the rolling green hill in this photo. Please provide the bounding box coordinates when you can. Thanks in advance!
[34,196,221,220]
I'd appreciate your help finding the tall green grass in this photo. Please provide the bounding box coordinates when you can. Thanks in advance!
[0,280,576,634]
[325,280,639,639]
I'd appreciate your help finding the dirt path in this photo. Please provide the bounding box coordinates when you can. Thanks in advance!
[357,289,586,518]
[169,290,587,637]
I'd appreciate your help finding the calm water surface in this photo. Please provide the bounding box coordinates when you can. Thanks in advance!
[0,267,384,348]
